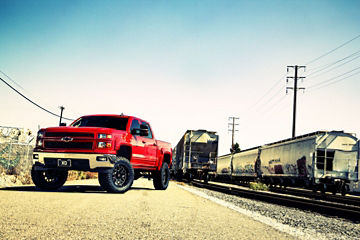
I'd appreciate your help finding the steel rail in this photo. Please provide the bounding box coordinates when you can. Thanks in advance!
[191,180,360,222]
[209,178,360,208]
[268,186,360,207]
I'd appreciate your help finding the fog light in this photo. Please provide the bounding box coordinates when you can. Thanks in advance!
[98,142,112,148]
[96,156,108,161]
[98,142,106,148]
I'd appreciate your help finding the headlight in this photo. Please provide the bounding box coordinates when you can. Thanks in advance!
[37,130,45,138]
[98,133,112,139]
[98,142,112,148]
[36,130,45,147]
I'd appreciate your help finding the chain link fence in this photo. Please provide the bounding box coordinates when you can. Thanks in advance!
[0,126,35,185]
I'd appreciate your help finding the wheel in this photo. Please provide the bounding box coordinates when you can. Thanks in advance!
[31,166,68,190]
[98,157,134,193]
[341,185,349,196]
[203,173,209,183]
[320,184,327,194]
[153,162,170,190]
[185,173,193,183]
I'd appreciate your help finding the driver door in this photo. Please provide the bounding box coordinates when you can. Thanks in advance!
[129,119,147,167]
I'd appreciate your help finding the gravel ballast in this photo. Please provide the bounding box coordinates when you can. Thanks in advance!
[177,183,360,240]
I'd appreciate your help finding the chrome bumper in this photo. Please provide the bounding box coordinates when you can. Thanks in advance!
[33,152,115,171]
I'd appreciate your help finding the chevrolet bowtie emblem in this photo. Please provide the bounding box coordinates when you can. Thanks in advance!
[61,136,73,142]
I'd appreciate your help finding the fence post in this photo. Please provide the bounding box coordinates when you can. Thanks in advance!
[26,143,31,170]
[7,141,12,171]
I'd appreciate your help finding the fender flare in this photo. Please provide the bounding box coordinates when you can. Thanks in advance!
[117,144,132,161]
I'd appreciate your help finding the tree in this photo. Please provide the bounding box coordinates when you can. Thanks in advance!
[230,142,241,153]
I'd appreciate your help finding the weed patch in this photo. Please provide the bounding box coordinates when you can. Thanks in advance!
[249,182,269,191]
[68,171,98,181]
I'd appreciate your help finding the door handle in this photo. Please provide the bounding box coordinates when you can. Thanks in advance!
[142,141,146,144]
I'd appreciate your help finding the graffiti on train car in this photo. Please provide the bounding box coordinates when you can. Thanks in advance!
[284,164,297,174]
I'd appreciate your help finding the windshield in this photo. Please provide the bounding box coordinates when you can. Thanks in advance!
[71,116,128,131]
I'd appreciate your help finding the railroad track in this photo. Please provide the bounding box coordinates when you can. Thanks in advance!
[268,186,360,207]
[191,180,360,222]
[208,179,360,207]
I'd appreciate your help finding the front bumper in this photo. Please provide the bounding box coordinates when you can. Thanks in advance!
[33,152,116,172]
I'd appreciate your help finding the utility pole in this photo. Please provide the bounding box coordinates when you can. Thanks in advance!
[59,106,65,126]
[228,117,239,150]
[286,65,305,138]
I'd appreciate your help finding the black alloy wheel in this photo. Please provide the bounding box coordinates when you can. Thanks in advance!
[153,162,170,190]
[31,166,68,190]
[113,164,128,187]
[98,157,134,193]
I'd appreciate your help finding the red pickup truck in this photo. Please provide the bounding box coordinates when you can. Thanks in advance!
[31,114,172,193]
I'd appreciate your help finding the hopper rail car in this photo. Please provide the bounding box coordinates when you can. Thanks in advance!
[173,130,360,195]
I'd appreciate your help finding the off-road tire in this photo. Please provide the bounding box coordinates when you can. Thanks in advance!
[153,162,170,190]
[31,166,68,190]
[98,157,134,193]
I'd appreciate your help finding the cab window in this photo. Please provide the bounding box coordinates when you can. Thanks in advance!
[130,119,140,135]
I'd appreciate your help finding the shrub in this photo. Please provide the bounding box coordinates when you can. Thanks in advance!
[249,182,269,191]
[67,171,98,180]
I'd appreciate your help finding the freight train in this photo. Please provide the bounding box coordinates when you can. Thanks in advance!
[173,130,360,195]
[171,130,218,181]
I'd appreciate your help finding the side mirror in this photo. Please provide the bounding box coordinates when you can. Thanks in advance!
[140,124,149,137]
[60,123,66,126]
[140,129,148,136]
[131,127,148,136]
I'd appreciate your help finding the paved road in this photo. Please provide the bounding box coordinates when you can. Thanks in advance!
[0,179,295,240]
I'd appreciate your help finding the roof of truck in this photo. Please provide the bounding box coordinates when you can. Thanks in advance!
[81,114,129,118]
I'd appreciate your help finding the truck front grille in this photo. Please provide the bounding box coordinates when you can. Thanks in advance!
[44,141,93,150]
[45,132,94,138]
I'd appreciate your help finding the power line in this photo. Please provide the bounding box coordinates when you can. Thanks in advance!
[250,36,359,114]
[262,94,288,116]
[0,70,28,94]
[0,76,74,121]
[248,35,360,125]
[253,81,286,113]
[307,54,360,80]
[308,65,360,90]
[251,74,286,109]
[308,70,360,92]
[305,34,360,65]
[256,35,360,111]
[306,49,360,77]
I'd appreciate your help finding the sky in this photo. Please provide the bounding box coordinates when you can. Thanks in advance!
[0,0,360,155]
